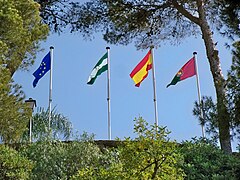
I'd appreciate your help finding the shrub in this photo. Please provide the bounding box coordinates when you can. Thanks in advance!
[72,117,185,179]
[19,134,103,179]
[180,138,240,179]
[0,145,33,180]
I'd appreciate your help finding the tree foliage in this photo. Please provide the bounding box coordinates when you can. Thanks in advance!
[73,117,184,179]
[0,145,33,180]
[36,0,239,48]
[0,0,49,75]
[0,68,31,143]
[21,107,73,142]
[180,138,240,179]
[0,0,49,143]
[36,0,73,33]
[193,96,218,141]
[2,117,237,179]
[215,0,240,38]
[117,117,184,179]
[20,133,106,180]
[227,41,240,141]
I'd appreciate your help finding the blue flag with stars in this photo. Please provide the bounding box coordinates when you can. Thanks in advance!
[33,52,51,87]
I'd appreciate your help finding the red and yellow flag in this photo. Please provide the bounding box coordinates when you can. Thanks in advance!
[130,50,152,87]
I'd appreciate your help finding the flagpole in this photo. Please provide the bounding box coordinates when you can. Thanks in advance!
[193,52,205,138]
[106,47,111,140]
[150,46,159,127]
[49,46,54,132]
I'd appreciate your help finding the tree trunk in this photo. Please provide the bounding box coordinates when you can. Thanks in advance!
[196,0,232,153]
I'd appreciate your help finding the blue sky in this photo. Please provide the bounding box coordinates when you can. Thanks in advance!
[13,30,237,150]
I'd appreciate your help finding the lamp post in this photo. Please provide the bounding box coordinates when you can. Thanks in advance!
[25,98,36,143]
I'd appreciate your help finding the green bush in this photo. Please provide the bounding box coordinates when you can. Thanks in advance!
[180,138,240,179]
[72,117,185,179]
[0,145,33,180]
[19,134,104,180]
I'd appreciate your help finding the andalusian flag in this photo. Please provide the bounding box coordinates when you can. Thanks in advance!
[130,50,152,87]
[87,52,108,85]
[167,57,196,88]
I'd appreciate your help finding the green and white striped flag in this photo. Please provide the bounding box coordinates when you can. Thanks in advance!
[87,52,108,85]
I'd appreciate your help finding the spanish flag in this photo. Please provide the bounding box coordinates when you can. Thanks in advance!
[130,50,152,87]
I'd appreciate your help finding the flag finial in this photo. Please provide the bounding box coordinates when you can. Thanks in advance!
[193,52,197,55]
[106,47,110,50]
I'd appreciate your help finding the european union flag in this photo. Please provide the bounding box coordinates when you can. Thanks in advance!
[33,52,51,87]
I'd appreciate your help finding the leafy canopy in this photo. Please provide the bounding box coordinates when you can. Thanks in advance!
[20,133,104,180]
[73,117,184,179]
[0,145,33,179]
[36,0,239,48]
[0,68,31,143]
[180,138,240,179]
[0,0,49,75]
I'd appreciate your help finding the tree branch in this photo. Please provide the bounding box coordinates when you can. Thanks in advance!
[171,0,200,25]
[139,159,156,173]
[151,159,159,179]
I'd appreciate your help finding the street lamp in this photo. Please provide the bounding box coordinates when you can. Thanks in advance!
[25,98,37,143]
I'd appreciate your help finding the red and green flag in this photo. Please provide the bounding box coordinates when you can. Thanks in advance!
[167,57,196,88]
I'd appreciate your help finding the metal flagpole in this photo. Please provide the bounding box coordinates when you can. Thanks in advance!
[106,47,111,140]
[193,52,205,138]
[150,46,159,127]
[49,46,54,132]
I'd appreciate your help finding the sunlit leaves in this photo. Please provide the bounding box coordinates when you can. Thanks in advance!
[0,145,33,179]
[0,68,31,143]
[0,0,49,75]
[73,117,185,179]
